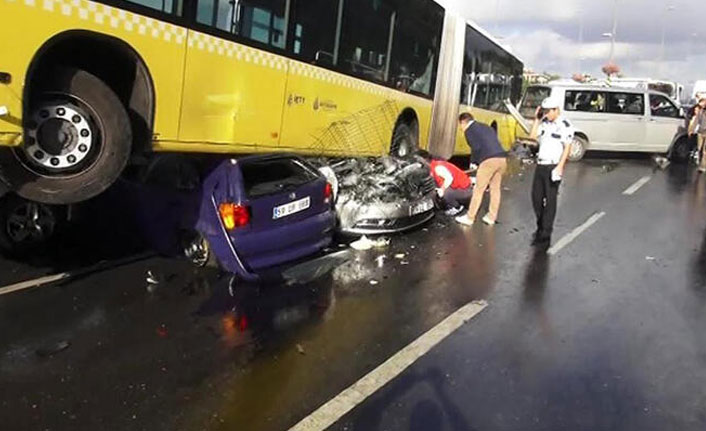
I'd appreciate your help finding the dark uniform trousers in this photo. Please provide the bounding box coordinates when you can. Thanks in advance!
[532,164,560,238]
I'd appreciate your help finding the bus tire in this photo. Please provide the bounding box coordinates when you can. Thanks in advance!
[568,135,588,162]
[1,68,132,205]
[390,123,417,158]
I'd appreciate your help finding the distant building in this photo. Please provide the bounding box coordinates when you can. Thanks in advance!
[523,69,553,85]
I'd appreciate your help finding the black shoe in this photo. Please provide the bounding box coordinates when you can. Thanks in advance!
[531,234,551,247]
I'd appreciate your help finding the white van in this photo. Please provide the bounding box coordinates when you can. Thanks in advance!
[515,83,689,161]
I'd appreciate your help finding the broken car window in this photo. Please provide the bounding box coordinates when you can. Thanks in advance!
[241,158,319,198]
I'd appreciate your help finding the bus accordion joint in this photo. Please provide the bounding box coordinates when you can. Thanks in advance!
[0,72,10,85]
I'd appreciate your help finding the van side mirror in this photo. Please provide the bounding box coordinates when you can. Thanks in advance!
[680,107,685,118]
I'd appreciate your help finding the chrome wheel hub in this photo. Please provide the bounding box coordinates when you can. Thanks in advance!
[6,202,55,244]
[184,234,210,267]
[570,139,583,158]
[24,104,93,171]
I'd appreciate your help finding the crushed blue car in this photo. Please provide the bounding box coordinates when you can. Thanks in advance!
[125,154,336,282]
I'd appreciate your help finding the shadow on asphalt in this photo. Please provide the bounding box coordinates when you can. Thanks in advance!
[0,183,148,284]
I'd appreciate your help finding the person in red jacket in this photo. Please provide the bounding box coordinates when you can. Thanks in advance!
[418,150,472,216]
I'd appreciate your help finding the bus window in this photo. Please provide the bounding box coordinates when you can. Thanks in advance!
[388,4,442,96]
[460,24,519,111]
[123,0,182,15]
[338,0,394,84]
[196,0,287,49]
[290,0,340,66]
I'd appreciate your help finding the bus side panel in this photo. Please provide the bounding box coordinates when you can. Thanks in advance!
[278,62,351,156]
[0,0,186,142]
[0,0,29,145]
[177,31,287,150]
[453,125,470,156]
[454,105,517,156]
[279,61,434,157]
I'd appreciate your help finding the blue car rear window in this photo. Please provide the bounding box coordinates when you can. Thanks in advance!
[241,158,319,198]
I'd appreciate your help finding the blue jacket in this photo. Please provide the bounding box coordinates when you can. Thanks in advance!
[464,122,507,165]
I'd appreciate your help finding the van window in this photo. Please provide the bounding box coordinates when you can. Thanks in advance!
[565,90,606,112]
[649,94,681,119]
[607,92,644,115]
[520,86,551,118]
[241,158,319,198]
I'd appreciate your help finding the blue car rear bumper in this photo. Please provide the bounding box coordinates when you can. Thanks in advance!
[200,196,336,282]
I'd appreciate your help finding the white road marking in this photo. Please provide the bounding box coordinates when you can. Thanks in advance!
[622,175,652,196]
[0,272,71,296]
[548,212,606,256]
[288,300,488,431]
[0,252,154,297]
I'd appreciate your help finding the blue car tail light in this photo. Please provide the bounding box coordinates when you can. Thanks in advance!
[218,202,251,230]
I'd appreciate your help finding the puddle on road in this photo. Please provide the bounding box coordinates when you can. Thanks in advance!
[195,273,337,351]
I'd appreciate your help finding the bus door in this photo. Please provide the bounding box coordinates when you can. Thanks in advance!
[178,0,291,150]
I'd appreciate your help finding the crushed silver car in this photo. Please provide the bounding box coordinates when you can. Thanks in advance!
[318,157,436,235]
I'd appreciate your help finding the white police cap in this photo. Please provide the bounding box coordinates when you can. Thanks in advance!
[541,97,561,109]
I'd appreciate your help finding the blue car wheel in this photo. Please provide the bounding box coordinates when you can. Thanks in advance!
[181,229,220,269]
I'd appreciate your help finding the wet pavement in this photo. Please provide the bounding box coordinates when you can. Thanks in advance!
[2,157,706,431]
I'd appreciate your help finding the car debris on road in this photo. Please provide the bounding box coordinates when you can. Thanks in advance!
[350,235,391,251]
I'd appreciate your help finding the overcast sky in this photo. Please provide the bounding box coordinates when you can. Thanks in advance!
[443,0,705,91]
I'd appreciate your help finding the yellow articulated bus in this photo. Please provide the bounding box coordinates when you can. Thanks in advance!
[0,0,520,205]
[453,21,524,156]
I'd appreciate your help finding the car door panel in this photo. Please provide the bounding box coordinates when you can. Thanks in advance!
[646,94,683,152]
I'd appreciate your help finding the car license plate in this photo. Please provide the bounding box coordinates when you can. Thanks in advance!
[273,196,310,220]
[410,198,433,216]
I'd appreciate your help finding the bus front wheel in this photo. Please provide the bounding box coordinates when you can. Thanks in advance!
[1,68,132,205]
[390,123,418,158]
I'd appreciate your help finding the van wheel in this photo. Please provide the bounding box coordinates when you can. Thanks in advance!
[669,136,692,164]
[0,68,132,205]
[568,136,588,162]
[390,123,418,158]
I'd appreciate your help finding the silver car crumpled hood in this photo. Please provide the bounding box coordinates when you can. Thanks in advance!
[318,157,436,234]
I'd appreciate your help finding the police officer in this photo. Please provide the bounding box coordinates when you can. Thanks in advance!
[527,97,575,246]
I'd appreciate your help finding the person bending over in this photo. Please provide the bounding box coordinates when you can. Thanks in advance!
[455,112,507,226]
[418,150,472,216]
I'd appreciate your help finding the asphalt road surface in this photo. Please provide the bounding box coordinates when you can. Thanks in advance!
[2,156,706,431]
